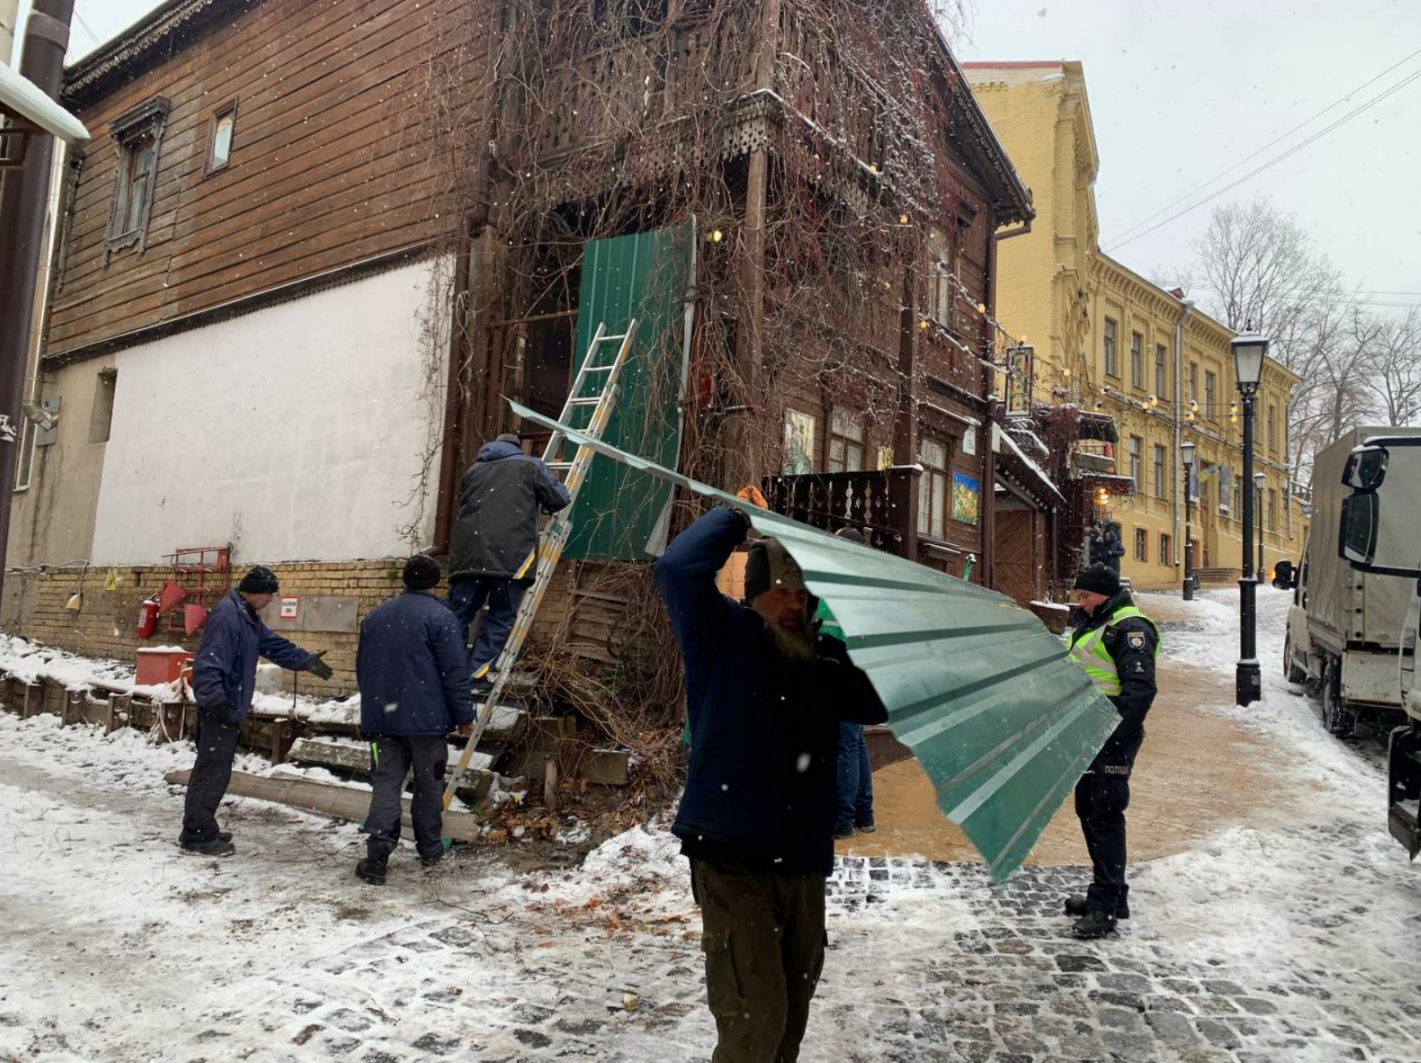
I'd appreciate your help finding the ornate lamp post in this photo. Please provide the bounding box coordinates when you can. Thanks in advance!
[1254,471,1267,581]
[1181,440,1196,601]
[1233,332,1269,706]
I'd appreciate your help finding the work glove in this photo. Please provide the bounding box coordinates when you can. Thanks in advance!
[736,485,769,508]
[306,651,334,681]
[457,722,474,737]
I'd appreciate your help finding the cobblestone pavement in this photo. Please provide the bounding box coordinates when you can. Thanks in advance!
[118,847,1420,1063]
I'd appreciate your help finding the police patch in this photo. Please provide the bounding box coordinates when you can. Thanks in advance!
[1127,631,1147,650]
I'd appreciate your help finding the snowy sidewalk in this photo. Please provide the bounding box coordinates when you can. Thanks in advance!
[3,588,1421,1062]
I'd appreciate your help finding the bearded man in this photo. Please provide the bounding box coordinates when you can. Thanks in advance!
[654,497,887,1063]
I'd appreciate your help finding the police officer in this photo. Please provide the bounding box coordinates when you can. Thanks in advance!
[1063,563,1159,939]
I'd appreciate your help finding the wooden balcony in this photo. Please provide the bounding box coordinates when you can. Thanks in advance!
[763,466,921,560]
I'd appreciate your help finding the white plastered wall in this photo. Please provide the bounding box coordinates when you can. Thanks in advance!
[91,258,451,564]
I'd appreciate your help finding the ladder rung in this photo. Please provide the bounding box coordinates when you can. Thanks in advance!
[567,397,602,406]
[548,461,575,470]
[582,363,617,372]
[595,332,630,343]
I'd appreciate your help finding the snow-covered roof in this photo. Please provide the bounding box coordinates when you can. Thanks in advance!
[0,62,89,144]
[993,423,1064,502]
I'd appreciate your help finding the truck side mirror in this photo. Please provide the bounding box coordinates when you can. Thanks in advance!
[1271,559,1296,590]
[1342,445,1389,490]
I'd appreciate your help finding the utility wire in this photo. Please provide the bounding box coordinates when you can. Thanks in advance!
[1107,65,1421,252]
[1107,46,1421,246]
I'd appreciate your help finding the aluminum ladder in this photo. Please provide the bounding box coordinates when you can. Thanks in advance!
[442,320,637,810]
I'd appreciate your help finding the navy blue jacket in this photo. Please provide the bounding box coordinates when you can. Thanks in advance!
[449,440,571,581]
[191,591,313,723]
[357,590,474,736]
[654,508,887,876]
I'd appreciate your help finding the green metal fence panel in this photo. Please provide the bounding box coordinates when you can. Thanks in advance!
[562,222,695,560]
[508,398,1119,881]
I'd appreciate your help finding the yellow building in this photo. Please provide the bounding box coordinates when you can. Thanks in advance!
[966,60,1306,591]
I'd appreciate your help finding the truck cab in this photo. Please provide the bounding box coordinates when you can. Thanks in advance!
[1338,436,1421,857]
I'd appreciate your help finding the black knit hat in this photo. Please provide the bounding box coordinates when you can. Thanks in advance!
[744,539,807,602]
[403,555,442,591]
[237,565,279,595]
[835,526,867,545]
[1073,563,1121,598]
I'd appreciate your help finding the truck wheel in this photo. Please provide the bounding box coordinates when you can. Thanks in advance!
[1283,635,1308,684]
[1320,661,1356,737]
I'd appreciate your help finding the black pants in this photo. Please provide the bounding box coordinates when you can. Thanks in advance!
[180,713,241,845]
[691,859,827,1063]
[364,734,449,864]
[1074,771,1131,914]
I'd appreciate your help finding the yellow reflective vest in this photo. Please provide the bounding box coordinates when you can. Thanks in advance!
[1066,604,1161,698]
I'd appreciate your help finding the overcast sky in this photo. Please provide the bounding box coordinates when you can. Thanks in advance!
[36,0,1421,318]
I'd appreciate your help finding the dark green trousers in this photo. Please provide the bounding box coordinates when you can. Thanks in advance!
[691,858,827,1063]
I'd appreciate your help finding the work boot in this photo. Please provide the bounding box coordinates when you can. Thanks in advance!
[217,831,233,843]
[833,823,856,841]
[355,858,387,886]
[180,837,235,857]
[1064,894,1129,920]
[855,817,877,834]
[420,853,442,869]
[1072,909,1118,940]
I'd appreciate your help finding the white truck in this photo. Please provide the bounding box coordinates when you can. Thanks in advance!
[1336,434,1421,856]
[1273,427,1421,735]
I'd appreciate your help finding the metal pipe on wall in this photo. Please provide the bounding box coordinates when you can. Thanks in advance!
[0,0,75,610]
[1173,300,1192,573]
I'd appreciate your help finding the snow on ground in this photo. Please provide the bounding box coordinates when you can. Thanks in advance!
[3,590,1421,1062]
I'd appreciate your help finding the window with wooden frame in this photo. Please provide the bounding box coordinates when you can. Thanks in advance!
[1155,344,1168,399]
[782,408,817,476]
[928,228,959,328]
[1204,370,1217,421]
[1189,361,1199,403]
[106,97,170,258]
[1267,404,1277,453]
[1128,435,1142,491]
[206,99,237,175]
[1103,318,1119,378]
[917,437,951,541]
[1134,527,1147,562]
[1159,533,1171,567]
[1130,331,1143,388]
[1153,444,1167,499]
[828,408,866,473]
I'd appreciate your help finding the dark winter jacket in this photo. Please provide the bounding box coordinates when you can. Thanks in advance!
[654,507,888,876]
[356,590,474,736]
[1069,588,1158,773]
[449,440,571,582]
[191,591,313,724]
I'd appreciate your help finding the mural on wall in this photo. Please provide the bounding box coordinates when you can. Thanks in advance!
[952,472,980,526]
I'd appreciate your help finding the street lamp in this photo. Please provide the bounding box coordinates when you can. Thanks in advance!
[1233,331,1269,706]
[1254,471,1267,582]
[1181,440,1196,601]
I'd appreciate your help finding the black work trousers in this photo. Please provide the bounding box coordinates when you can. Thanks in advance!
[1074,771,1132,914]
[180,713,242,845]
[691,858,827,1063]
[364,734,449,864]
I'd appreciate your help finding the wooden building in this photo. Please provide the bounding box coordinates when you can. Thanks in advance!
[4,0,1044,685]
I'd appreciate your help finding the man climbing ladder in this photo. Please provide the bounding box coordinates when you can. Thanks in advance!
[443,321,638,808]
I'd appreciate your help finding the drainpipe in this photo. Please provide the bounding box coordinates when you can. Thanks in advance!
[1173,300,1193,570]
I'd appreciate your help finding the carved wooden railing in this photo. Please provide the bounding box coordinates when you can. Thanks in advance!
[763,466,922,559]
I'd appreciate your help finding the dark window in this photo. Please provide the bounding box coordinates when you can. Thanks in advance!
[1155,344,1168,399]
[1104,319,1119,378]
[1134,527,1148,562]
[106,97,170,256]
[1130,332,1143,388]
[1268,489,1278,532]
[1153,444,1167,499]
[1129,435,1142,490]
[90,369,117,444]
[1267,404,1277,453]
[1204,370,1217,421]
[1159,533,1171,566]
[1189,361,1199,403]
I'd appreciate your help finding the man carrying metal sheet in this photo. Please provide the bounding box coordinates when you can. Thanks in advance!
[819,527,877,840]
[1063,563,1160,938]
[179,566,333,857]
[447,433,571,685]
[654,491,887,1063]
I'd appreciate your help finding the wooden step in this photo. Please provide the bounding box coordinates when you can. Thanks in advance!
[287,737,500,800]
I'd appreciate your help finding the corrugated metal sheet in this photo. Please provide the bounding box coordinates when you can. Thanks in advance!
[510,399,1116,880]
[563,223,695,561]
